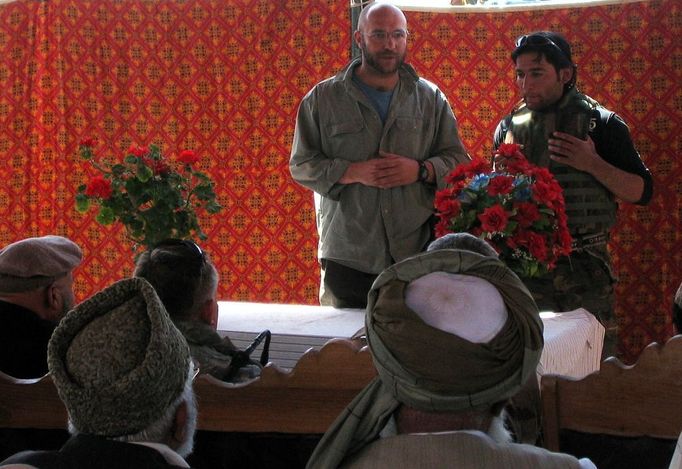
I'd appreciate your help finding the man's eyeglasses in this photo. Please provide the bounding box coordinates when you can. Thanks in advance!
[363,29,409,43]
[515,34,568,60]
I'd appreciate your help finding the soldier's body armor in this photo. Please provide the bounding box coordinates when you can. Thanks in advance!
[503,89,617,236]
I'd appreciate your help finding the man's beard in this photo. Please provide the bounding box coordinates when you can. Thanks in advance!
[360,41,405,75]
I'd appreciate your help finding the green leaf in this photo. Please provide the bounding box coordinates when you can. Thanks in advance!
[96,206,116,225]
[528,262,539,278]
[137,165,153,182]
[206,201,222,213]
[505,220,518,235]
[111,164,126,176]
[75,194,90,213]
[80,147,93,160]
[148,144,161,158]
[194,185,216,200]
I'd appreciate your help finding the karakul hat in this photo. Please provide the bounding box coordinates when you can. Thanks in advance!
[48,277,191,437]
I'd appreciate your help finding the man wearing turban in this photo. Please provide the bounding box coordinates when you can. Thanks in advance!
[306,247,595,468]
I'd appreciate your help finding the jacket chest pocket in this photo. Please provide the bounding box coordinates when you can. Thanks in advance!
[389,116,427,158]
[324,119,368,162]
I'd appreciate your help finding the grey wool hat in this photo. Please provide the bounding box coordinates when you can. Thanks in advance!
[47,277,191,437]
[0,235,82,292]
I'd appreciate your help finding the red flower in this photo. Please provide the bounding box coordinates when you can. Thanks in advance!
[85,176,112,199]
[435,189,461,218]
[532,179,561,207]
[494,143,532,173]
[143,158,170,175]
[444,158,489,185]
[508,230,530,250]
[128,145,148,158]
[79,137,95,147]
[435,187,454,205]
[438,198,461,218]
[496,143,521,158]
[527,232,548,262]
[558,229,573,255]
[434,218,452,238]
[487,175,514,196]
[470,226,484,237]
[434,147,572,278]
[513,201,540,227]
[478,204,508,233]
[178,149,200,165]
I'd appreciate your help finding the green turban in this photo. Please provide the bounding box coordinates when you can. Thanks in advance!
[306,249,543,469]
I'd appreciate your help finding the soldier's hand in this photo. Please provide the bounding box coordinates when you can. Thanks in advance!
[549,132,600,174]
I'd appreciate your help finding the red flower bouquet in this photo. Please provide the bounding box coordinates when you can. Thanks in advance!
[434,143,572,278]
[76,141,222,251]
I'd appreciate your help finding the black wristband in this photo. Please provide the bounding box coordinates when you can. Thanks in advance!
[417,160,429,183]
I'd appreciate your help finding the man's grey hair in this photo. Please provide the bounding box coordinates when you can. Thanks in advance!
[134,245,218,321]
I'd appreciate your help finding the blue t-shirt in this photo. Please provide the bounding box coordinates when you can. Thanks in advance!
[352,75,394,125]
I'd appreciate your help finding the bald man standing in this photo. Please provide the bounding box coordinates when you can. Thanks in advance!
[290,2,469,308]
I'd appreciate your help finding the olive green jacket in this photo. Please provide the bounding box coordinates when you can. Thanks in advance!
[290,59,469,273]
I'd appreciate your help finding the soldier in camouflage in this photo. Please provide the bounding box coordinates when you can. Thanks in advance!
[493,31,653,357]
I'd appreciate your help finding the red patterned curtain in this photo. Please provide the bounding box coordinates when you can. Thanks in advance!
[0,0,679,361]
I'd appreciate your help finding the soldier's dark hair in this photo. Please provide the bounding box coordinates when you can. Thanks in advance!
[512,31,577,92]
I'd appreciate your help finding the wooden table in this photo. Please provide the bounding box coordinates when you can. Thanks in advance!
[218,302,605,378]
[217,301,365,370]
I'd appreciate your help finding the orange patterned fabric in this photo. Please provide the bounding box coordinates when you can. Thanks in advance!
[0,0,678,361]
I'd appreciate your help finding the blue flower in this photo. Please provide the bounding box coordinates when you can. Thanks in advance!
[468,173,490,191]
[512,175,532,201]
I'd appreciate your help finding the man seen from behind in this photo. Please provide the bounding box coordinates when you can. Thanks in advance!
[0,235,82,379]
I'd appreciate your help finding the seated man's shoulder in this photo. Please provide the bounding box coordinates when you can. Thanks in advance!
[2,435,192,469]
[1,449,66,469]
[341,431,583,469]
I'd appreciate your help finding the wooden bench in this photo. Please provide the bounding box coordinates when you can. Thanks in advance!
[541,334,682,452]
[0,338,376,434]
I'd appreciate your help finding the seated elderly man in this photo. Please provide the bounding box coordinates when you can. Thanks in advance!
[134,239,260,382]
[0,235,82,378]
[0,277,197,468]
[429,233,541,446]
[306,248,595,468]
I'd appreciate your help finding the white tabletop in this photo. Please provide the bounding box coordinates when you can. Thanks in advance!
[218,301,604,376]
[218,301,365,337]
[538,308,605,380]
